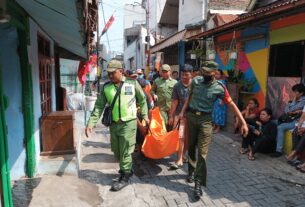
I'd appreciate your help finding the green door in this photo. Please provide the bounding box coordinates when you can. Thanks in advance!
[0,63,13,206]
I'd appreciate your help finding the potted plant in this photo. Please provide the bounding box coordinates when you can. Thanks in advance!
[225,69,244,132]
[239,77,257,93]
[226,69,243,103]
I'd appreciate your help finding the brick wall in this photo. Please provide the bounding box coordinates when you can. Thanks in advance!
[209,0,252,11]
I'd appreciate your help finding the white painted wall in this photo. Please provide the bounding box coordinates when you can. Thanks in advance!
[28,19,56,172]
[124,4,146,29]
[148,0,178,41]
[179,0,205,31]
[124,26,146,71]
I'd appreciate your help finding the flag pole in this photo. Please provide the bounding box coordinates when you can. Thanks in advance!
[99,10,116,40]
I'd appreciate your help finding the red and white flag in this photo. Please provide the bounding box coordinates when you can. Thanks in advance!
[101,13,115,37]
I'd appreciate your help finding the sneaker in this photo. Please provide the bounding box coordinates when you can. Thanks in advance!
[270,152,283,158]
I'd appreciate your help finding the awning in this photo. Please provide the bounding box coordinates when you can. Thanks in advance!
[16,0,88,59]
[184,29,202,39]
[150,30,186,53]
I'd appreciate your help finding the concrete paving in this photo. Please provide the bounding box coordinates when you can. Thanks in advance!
[12,114,305,207]
[79,123,305,207]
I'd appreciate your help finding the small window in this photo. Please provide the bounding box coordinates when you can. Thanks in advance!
[269,41,305,77]
[129,57,134,70]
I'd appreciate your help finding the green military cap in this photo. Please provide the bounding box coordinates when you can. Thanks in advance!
[201,61,218,72]
[161,64,171,71]
[106,59,123,72]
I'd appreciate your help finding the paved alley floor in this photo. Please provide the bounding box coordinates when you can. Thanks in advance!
[79,123,305,207]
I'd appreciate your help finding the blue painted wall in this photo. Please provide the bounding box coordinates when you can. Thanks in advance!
[0,25,26,180]
[28,19,56,173]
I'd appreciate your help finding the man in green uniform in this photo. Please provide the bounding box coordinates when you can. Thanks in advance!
[180,61,248,200]
[85,59,149,192]
[151,64,177,129]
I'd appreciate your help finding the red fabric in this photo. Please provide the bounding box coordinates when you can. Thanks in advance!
[221,84,233,104]
[89,54,97,67]
[77,54,97,85]
[101,14,115,36]
[78,61,90,85]
[144,84,153,105]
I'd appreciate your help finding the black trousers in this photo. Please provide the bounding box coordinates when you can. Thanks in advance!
[292,131,305,154]
[242,131,276,154]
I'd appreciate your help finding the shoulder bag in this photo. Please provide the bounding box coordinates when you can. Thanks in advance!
[102,82,123,126]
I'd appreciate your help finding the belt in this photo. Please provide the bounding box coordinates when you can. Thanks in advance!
[187,108,207,116]
[113,119,124,124]
[113,119,136,124]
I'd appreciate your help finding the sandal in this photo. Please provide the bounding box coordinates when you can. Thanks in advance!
[239,148,249,155]
[296,163,305,170]
[169,163,183,170]
[248,152,255,161]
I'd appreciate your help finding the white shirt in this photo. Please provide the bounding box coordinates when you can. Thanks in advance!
[296,106,305,128]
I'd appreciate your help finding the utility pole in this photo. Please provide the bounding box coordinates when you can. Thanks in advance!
[144,0,150,79]
[96,1,101,92]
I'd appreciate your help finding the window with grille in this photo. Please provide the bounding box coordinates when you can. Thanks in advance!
[269,41,305,77]
[38,34,52,116]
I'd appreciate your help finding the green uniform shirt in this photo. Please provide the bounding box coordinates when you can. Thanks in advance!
[189,77,225,113]
[87,76,148,128]
[151,77,177,112]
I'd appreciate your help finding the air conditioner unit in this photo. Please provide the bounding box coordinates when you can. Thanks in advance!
[0,0,10,23]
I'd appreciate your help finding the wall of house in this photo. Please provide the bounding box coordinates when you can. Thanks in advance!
[269,13,305,46]
[149,0,166,33]
[124,27,146,71]
[214,12,305,111]
[178,0,203,31]
[267,13,305,117]
[215,24,270,109]
[28,19,56,170]
[0,25,26,180]
[123,4,146,29]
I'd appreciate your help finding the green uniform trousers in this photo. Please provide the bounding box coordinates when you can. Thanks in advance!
[160,110,169,126]
[109,119,137,173]
[187,112,213,186]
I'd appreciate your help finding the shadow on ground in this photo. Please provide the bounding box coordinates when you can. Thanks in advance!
[12,177,41,207]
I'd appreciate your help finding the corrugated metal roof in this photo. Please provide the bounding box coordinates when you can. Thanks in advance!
[214,14,238,26]
[17,0,87,58]
[190,0,305,39]
[150,30,186,53]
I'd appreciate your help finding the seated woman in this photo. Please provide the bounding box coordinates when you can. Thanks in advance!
[241,108,277,160]
[235,98,260,135]
[287,105,305,165]
[270,83,305,158]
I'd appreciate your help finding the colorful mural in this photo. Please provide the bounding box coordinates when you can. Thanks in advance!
[270,13,305,45]
[215,25,269,108]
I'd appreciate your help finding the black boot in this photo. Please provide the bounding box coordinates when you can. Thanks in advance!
[186,165,195,183]
[194,180,202,200]
[110,172,132,191]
